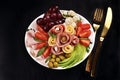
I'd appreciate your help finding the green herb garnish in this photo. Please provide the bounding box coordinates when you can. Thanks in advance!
[77,18,82,22]
[62,14,73,18]
[33,37,42,42]
[45,56,51,63]
[48,32,56,38]
[86,46,90,52]
[37,46,47,57]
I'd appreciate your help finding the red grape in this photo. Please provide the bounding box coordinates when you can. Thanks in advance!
[36,18,43,25]
[50,13,57,20]
[48,7,52,13]
[55,20,62,24]
[48,22,55,27]
[36,5,65,32]
[57,11,63,19]
[50,5,59,13]
[44,15,50,22]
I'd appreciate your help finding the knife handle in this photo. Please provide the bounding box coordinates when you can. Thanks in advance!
[90,40,102,77]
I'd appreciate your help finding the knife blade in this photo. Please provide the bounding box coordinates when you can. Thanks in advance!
[90,7,113,77]
[100,7,113,41]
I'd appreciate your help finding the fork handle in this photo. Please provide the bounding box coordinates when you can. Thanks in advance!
[90,40,102,77]
[85,32,99,72]
[85,50,94,72]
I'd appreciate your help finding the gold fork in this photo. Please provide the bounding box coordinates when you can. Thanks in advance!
[85,8,104,72]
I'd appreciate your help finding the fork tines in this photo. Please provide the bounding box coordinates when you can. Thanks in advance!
[93,8,104,24]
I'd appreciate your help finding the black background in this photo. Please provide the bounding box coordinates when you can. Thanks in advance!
[0,0,120,80]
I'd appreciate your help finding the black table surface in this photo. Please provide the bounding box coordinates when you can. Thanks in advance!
[0,0,120,80]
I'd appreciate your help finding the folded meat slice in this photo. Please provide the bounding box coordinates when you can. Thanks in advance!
[25,30,39,47]
[30,49,39,57]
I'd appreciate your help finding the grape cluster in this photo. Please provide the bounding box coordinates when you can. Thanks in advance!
[36,6,65,32]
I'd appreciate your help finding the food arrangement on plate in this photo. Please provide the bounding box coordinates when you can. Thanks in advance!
[25,5,95,69]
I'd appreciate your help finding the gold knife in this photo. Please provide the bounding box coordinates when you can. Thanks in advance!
[90,7,113,77]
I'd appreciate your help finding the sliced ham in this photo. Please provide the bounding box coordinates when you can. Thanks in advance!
[71,35,79,45]
[56,32,72,47]
[50,24,65,34]
[30,48,39,57]
[51,46,63,55]
[25,30,39,47]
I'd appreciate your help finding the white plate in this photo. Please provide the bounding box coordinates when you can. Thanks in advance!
[24,10,95,70]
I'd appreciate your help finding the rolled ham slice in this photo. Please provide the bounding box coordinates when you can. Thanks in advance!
[50,24,65,34]
[51,46,63,55]
[56,32,72,47]
[71,35,79,45]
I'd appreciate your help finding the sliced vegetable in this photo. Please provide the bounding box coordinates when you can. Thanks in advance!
[33,37,42,42]
[35,31,48,41]
[37,46,47,57]
[48,32,56,38]
[37,25,48,37]
[42,46,51,58]
[79,38,90,47]
[76,26,82,36]
[79,30,91,38]
[86,46,90,52]
[80,23,90,30]
[63,14,73,18]
[59,43,86,68]
[45,56,51,63]
[33,42,47,50]
[77,21,82,27]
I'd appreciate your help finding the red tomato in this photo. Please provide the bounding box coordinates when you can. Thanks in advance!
[34,42,47,50]
[79,39,90,47]
[35,31,48,41]
[37,25,48,37]
[76,26,82,36]
[79,30,91,38]
[77,21,82,27]
[42,46,51,58]
[80,24,90,30]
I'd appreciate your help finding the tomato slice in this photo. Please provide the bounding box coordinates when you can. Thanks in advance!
[76,26,82,36]
[80,23,90,30]
[77,21,82,27]
[37,25,48,37]
[33,42,47,50]
[35,31,48,41]
[42,46,51,58]
[79,30,91,38]
[79,39,90,47]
